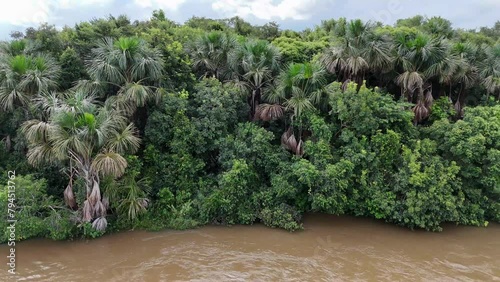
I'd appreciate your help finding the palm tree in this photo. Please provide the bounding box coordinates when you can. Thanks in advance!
[0,50,59,152]
[394,33,448,99]
[479,43,500,100]
[188,31,237,80]
[0,53,60,112]
[21,89,141,231]
[393,33,449,123]
[103,167,150,222]
[78,37,164,117]
[271,62,329,156]
[229,39,281,120]
[443,42,479,116]
[0,39,31,57]
[320,20,393,88]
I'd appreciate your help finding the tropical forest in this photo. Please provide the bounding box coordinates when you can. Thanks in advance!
[1,11,500,245]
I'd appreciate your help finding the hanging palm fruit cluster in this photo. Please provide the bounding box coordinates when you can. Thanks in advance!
[412,84,434,124]
[281,128,304,156]
[253,103,284,121]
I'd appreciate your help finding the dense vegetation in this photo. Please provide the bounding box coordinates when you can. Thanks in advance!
[1,12,499,242]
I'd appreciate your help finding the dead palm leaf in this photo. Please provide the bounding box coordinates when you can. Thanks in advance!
[102,195,109,211]
[139,198,149,209]
[295,140,304,156]
[424,88,434,109]
[92,217,108,231]
[255,103,284,121]
[454,100,464,117]
[413,101,429,124]
[88,181,101,206]
[281,128,293,150]
[286,133,298,152]
[64,185,77,210]
[93,201,106,218]
[82,200,92,222]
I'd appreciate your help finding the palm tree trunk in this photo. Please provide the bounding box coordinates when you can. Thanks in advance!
[249,88,261,120]
[64,165,77,210]
[83,161,93,198]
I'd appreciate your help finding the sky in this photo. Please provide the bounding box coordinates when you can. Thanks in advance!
[0,0,498,40]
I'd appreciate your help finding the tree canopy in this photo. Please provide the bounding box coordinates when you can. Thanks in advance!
[0,12,499,242]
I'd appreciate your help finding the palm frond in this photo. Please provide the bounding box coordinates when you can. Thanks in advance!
[91,151,128,178]
[106,123,141,154]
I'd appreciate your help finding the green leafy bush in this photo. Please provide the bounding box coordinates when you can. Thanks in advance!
[260,204,303,231]
[0,175,76,242]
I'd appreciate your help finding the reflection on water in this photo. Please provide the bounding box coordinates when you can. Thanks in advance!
[2,214,500,281]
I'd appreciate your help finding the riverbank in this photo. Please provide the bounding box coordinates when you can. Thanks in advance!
[2,214,499,281]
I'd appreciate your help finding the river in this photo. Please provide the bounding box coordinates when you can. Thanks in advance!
[2,214,500,281]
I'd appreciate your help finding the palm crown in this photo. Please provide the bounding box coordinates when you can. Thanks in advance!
[0,51,60,111]
[79,37,164,116]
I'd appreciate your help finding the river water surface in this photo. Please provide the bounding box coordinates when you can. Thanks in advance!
[2,214,500,281]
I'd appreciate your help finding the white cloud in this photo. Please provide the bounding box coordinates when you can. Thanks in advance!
[211,0,318,20]
[0,0,115,26]
[0,0,498,37]
[480,0,500,8]
[133,0,187,11]
[59,0,115,9]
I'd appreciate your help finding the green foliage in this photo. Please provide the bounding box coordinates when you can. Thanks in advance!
[143,90,206,197]
[81,222,105,239]
[396,15,425,28]
[394,140,464,231]
[218,122,286,175]
[185,17,229,31]
[329,83,415,138]
[272,36,328,63]
[395,16,454,38]
[139,26,196,92]
[104,156,151,226]
[423,105,500,222]
[25,23,63,55]
[203,159,259,225]
[429,96,456,122]
[1,12,500,241]
[260,203,303,231]
[309,159,353,215]
[0,175,76,243]
[58,47,87,90]
[188,79,248,154]
[259,22,281,41]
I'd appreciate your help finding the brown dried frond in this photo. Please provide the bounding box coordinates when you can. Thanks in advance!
[413,101,429,124]
[341,79,351,92]
[102,196,109,211]
[4,135,11,151]
[88,182,101,206]
[94,201,106,218]
[454,100,464,118]
[139,198,150,209]
[255,104,284,121]
[285,133,298,152]
[424,89,434,109]
[295,140,304,156]
[64,185,77,210]
[92,217,108,231]
[281,128,293,150]
[82,200,92,222]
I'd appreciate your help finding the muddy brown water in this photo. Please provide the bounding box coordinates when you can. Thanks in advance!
[1,214,499,281]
